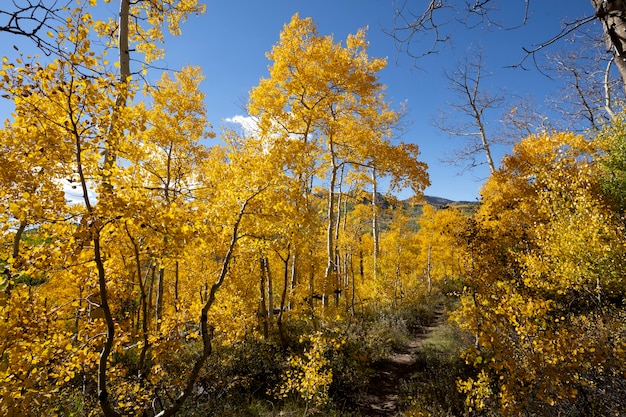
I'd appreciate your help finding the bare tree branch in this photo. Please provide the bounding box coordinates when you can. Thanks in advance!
[389,0,455,60]
[390,0,532,61]
[435,48,504,174]
[511,14,597,71]
[498,96,546,140]
[0,0,70,55]
[605,56,618,119]
[462,0,529,30]
[543,33,622,132]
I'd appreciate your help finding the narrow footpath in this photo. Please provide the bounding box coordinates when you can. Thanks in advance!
[356,306,446,416]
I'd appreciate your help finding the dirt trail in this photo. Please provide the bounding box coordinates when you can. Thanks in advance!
[356,306,446,416]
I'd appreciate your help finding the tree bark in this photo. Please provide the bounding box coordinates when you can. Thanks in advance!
[103,0,131,180]
[155,267,164,331]
[605,57,618,119]
[174,261,179,311]
[277,249,291,348]
[94,234,122,417]
[324,150,339,307]
[334,185,343,307]
[3,219,26,295]
[592,0,626,94]
[266,258,274,322]
[371,168,379,282]
[124,224,150,378]
[259,256,269,339]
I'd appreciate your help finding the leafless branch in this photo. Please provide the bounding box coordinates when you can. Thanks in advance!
[390,0,533,61]
[605,56,618,119]
[498,96,546,141]
[389,0,455,60]
[461,0,532,30]
[543,34,621,133]
[435,48,504,174]
[511,14,597,71]
[0,0,70,55]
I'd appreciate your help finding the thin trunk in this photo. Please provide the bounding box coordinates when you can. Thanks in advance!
[147,264,155,329]
[471,101,496,175]
[93,235,122,417]
[343,253,349,289]
[426,241,433,294]
[371,168,379,282]
[74,287,82,338]
[200,282,208,304]
[138,263,151,377]
[393,264,401,309]
[68,78,120,415]
[174,261,179,311]
[349,252,356,316]
[342,196,349,290]
[266,258,274,322]
[324,158,339,304]
[4,219,26,296]
[102,0,131,187]
[308,252,316,310]
[11,220,26,261]
[290,253,297,294]
[124,223,150,378]
[451,51,498,175]
[359,236,365,285]
[277,249,291,348]
[334,178,343,307]
[605,57,617,119]
[155,267,164,331]
[259,257,269,339]
[155,197,252,417]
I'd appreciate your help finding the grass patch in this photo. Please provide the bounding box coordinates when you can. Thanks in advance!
[397,315,477,417]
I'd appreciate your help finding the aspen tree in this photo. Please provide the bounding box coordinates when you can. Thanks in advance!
[249,14,428,306]
[1,1,207,415]
[453,132,626,413]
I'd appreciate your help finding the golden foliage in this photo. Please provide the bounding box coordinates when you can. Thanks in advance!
[453,131,626,413]
[0,6,435,415]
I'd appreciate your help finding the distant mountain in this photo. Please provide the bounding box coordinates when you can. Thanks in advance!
[399,195,479,216]
[423,195,455,206]
[314,189,476,211]
[402,195,476,206]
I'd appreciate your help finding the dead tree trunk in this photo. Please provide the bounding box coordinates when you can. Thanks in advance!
[593,0,626,94]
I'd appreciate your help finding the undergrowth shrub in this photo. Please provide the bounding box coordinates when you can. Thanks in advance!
[360,312,409,360]
[398,320,478,417]
[328,334,373,399]
[178,337,284,416]
[273,330,342,407]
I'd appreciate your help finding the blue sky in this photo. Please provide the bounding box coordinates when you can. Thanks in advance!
[159,0,599,201]
[0,1,602,201]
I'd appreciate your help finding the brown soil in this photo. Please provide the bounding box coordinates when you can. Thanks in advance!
[355,307,446,416]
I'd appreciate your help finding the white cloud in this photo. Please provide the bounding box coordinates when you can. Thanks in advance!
[224,115,259,136]
[60,178,97,206]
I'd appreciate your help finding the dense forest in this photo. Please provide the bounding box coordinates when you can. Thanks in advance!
[1,1,626,416]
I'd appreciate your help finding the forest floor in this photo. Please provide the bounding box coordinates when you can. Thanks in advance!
[355,305,447,416]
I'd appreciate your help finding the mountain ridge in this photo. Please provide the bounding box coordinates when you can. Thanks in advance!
[421,195,477,206]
